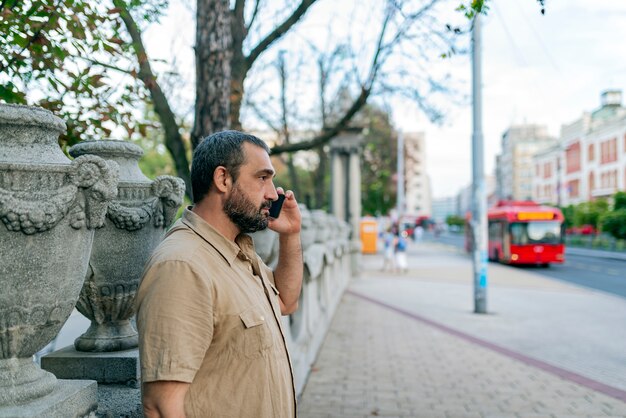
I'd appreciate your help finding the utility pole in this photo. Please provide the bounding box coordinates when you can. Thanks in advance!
[471,13,488,314]
[396,131,405,231]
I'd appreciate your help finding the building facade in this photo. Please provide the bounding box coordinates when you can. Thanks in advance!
[532,90,626,206]
[431,196,457,224]
[403,132,432,217]
[495,124,556,201]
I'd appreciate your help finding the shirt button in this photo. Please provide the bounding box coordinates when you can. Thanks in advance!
[259,316,265,321]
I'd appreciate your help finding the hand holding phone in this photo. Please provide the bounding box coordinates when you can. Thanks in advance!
[269,194,285,218]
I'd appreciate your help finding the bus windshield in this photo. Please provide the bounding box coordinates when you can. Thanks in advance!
[509,221,562,245]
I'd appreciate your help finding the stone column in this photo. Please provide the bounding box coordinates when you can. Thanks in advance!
[348,151,362,241]
[330,150,346,222]
[329,127,364,274]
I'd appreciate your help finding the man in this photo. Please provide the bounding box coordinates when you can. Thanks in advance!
[135,130,303,418]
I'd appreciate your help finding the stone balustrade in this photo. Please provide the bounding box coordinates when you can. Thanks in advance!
[250,206,356,395]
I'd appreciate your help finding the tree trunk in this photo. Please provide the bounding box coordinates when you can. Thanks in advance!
[229,58,246,131]
[229,2,247,131]
[191,0,232,149]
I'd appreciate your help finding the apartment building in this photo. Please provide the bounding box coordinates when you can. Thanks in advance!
[532,90,626,206]
[403,132,432,217]
[495,124,556,201]
[431,196,457,223]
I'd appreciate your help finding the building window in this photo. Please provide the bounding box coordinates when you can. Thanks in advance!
[567,179,580,198]
[543,162,552,179]
[566,142,581,174]
[588,143,594,161]
[601,138,617,164]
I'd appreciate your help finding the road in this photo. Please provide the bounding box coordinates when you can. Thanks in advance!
[425,232,626,299]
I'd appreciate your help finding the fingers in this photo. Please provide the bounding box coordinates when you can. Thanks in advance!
[276,187,295,201]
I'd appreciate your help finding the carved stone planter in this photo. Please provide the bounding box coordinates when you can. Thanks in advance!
[69,140,185,352]
[0,104,118,405]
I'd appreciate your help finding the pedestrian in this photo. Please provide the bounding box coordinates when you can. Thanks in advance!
[382,227,396,271]
[135,130,302,418]
[413,224,424,241]
[395,231,408,273]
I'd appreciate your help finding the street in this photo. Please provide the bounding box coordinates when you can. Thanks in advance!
[426,232,626,299]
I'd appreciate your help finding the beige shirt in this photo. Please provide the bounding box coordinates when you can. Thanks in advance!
[136,209,296,418]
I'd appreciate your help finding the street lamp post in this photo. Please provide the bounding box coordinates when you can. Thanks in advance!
[471,13,488,314]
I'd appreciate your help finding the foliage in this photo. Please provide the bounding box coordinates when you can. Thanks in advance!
[446,214,465,228]
[572,199,608,229]
[560,204,575,228]
[597,192,626,240]
[361,106,397,216]
[0,0,163,149]
[613,191,626,211]
[270,156,318,209]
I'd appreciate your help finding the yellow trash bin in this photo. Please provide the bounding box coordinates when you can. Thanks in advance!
[360,219,378,254]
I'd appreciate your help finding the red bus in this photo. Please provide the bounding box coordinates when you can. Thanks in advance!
[487,200,565,266]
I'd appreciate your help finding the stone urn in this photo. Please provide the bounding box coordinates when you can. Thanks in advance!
[0,104,118,405]
[69,140,185,352]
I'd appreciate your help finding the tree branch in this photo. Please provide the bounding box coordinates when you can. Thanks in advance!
[245,0,261,32]
[113,0,192,197]
[245,0,318,70]
[80,57,134,75]
[270,85,370,154]
[271,1,396,155]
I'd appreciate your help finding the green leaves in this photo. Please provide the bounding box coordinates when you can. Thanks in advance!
[0,0,166,149]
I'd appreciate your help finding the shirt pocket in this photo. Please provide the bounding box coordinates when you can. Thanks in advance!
[239,305,274,358]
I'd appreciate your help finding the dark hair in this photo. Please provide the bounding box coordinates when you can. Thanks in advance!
[191,130,270,203]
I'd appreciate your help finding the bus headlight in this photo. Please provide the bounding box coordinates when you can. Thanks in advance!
[511,254,519,261]
[556,254,564,260]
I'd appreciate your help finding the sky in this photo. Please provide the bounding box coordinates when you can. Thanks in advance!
[145,1,626,200]
[402,0,626,198]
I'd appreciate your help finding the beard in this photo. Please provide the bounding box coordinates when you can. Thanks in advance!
[224,184,272,233]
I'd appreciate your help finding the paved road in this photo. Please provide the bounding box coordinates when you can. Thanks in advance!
[426,233,626,299]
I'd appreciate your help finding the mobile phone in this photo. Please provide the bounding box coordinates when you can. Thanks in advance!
[269,194,285,218]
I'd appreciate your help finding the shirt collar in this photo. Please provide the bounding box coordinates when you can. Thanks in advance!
[182,207,255,266]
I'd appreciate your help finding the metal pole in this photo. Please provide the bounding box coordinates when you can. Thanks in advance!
[471,13,488,314]
[396,131,405,231]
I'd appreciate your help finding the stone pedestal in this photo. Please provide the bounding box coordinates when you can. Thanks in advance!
[42,346,139,387]
[0,380,97,418]
[96,384,142,418]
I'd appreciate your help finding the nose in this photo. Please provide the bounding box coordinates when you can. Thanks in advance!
[266,180,279,201]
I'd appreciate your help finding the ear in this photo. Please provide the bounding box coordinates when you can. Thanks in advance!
[213,166,232,193]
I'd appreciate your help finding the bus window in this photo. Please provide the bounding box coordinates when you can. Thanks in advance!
[527,221,561,244]
[509,221,562,245]
[510,223,527,245]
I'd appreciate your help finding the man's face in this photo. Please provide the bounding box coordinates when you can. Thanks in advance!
[223,142,277,233]
[224,182,272,233]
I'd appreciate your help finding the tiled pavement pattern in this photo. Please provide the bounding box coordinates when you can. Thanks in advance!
[297,244,626,418]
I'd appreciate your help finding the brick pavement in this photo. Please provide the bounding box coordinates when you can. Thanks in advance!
[297,243,626,418]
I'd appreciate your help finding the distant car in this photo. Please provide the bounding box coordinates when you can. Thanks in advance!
[566,224,597,235]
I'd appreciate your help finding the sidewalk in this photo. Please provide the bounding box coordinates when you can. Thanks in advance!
[297,241,626,418]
